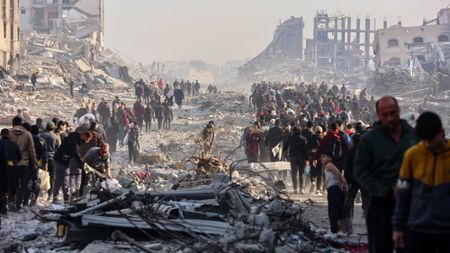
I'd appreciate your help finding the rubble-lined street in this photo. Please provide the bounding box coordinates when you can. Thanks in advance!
[1,1,449,253]
[0,88,368,252]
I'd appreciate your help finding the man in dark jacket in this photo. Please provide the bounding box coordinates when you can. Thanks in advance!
[0,141,4,217]
[354,96,418,253]
[0,136,7,227]
[53,131,87,203]
[283,127,308,194]
[133,99,145,130]
[144,103,154,133]
[174,88,184,108]
[0,129,21,213]
[265,119,284,162]
[154,102,164,130]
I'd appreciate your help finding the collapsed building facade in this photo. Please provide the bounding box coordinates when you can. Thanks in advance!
[0,0,20,71]
[372,8,450,95]
[20,0,104,48]
[305,10,377,73]
[238,12,378,84]
[238,16,311,82]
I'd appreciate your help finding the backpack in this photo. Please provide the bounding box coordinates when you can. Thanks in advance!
[331,136,343,159]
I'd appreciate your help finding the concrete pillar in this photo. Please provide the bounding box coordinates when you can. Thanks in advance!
[364,18,371,72]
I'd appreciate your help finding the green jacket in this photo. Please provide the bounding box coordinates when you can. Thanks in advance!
[354,120,418,198]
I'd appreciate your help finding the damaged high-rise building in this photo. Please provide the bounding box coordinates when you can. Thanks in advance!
[305,10,377,73]
[20,0,104,48]
[0,0,20,70]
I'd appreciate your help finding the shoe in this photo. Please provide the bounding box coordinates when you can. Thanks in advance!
[316,190,323,196]
[293,190,298,194]
[310,182,316,193]
[300,189,305,195]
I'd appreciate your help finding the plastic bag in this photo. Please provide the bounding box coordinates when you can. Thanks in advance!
[304,164,311,176]
[39,169,50,191]
[122,132,129,145]
[101,179,122,192]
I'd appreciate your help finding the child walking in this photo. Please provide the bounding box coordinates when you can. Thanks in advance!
[321,151,348,234]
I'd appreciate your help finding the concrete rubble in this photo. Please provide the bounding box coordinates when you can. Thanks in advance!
[0,86,370,252]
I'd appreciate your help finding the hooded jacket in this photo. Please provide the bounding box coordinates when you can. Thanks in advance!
[9,125,36,167]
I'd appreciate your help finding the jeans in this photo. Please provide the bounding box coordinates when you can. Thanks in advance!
[327,185,343,233]
[290,158,305,191]
[52,161,69,202]
[15,166,29,209]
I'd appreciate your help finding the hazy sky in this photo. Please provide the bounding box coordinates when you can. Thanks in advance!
[105,0,449,64]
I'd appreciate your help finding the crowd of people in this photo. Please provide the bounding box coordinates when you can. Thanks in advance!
[242,81,449,253]
[0,114,111,221]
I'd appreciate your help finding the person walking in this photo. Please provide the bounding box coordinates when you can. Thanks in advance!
[163,102,173,130]
[8,117,36,210]
[392,111,450,253]
[265,119,284,162]
[127,123,140,164]
[354,96,418,253]
[154,102,164,130]
[143,103,154,133]
[322,151,348,234]
[40,122,60,200]
[0,129,21,215]
[52,132,87,203]
[31,72,37,91]
[283,127,308,194]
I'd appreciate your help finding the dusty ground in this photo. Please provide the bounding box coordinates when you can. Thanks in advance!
[0,87,368,251]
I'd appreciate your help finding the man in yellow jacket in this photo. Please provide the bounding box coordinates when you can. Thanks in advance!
[392,111,450,253]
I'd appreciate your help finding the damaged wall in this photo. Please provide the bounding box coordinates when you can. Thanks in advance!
[374,22,450,68]
[0,0,20,70]
[238,16,304,81]
[20,0,104,48]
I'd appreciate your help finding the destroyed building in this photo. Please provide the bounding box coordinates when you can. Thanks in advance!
[374,8,450,68]
[370,8,450,95]
[238,12,377,84]
[0,0,20,71]
[20,0,104,48]
[238,16,309,82]
[305,10,377,73]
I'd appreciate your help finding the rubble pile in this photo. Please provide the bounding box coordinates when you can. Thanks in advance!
[0,32,151,96]
[237,16,352,84]
[239,53,348,84]
[27,172,365,253]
